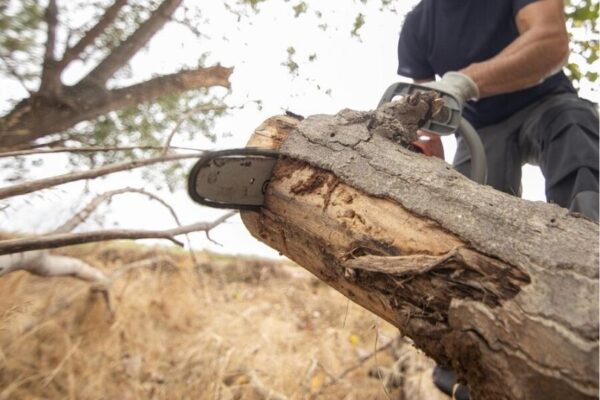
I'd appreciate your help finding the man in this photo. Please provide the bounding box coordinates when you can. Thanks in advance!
[396,1,598,398]
[397,0,599,222]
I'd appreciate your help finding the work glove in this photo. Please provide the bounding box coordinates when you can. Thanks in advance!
[422,71,480,109]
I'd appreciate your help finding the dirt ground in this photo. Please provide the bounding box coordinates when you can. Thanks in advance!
[0,242,447,400]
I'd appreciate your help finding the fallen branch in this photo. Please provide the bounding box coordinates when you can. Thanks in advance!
[0,250,110,285]
[18,255,182,335]
[0,211,236,255]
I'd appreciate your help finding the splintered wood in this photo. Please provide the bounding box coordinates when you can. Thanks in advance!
[241,100,598,400]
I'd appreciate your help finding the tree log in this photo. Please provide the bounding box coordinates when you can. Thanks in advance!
[239,103,599,399]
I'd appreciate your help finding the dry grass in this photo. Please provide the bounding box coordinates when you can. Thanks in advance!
[0,242,444,399]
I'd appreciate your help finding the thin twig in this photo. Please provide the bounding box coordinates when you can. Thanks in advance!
[342,299,350,328]
[162,104,227,155]
[0,145,204,158]
[374,323,393,400]
[0,211,236,255]
[313,339,393,397]
[0,152,198,200]
[205,230,223,247]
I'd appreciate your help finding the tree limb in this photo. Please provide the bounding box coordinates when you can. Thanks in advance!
[56,0,128,72]
[0,66,231,149]
[78,0,183,87]
[0,211,236,255]
[39,0,60,94]
[0,152,198,200]
[107,66,233,111]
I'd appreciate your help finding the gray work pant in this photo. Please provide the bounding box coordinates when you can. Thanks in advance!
[454,91,599,221]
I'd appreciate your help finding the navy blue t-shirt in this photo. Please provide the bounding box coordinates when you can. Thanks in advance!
[397,0,575,128]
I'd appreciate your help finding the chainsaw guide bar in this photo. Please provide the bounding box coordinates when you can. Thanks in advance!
[187,148,280,211]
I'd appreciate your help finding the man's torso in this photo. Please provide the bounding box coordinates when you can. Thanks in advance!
[397,0,575,128]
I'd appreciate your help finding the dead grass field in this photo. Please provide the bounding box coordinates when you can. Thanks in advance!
[0,242,445,400]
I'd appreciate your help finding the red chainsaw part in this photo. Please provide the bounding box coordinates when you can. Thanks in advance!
[412,130,445,159]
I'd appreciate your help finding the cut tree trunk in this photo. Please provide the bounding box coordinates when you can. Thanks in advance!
[239,99,599,400]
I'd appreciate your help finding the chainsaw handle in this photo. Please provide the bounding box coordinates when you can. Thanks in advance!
[458,118,487,185]
[378,82,487,185]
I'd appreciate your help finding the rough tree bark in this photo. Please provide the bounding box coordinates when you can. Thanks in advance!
[239,97,599,399]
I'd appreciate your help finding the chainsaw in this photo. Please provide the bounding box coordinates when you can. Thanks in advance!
[187,83,487,211]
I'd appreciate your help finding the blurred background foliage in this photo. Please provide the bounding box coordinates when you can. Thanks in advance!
[565,0,599,89]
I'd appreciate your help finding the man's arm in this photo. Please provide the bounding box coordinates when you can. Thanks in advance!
[461,0,569,98]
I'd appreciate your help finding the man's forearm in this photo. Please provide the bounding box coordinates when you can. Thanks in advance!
[461,26,569,98]
[461,0,569,99]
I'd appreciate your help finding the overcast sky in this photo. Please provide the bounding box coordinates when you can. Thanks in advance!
[1,1,596,258]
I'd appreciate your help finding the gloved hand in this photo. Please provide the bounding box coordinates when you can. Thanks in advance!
[423,71,480,109]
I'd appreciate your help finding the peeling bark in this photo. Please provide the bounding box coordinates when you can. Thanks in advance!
[240,100,599,399]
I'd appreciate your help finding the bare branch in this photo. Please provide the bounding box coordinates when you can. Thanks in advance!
[0,211,236,255]
[0,145,204,158]
[54,188,131,233]
[0,152,198,200]
[55,187,185,233]
[39,0,60,94]
[78,0,183,87]
[57,0,128,71]
[54,185,203,267]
